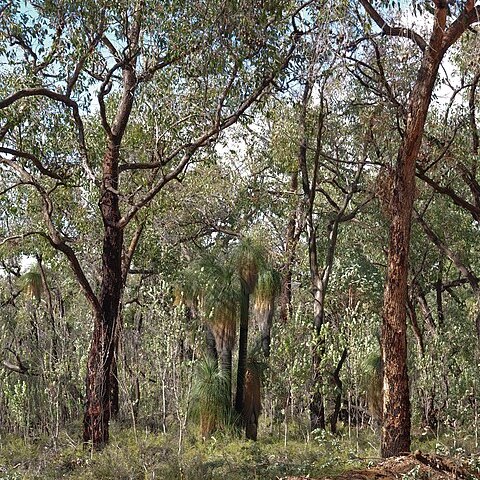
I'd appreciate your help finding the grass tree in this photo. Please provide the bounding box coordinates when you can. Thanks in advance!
[191,357,231,440]
[202,258,239,396]
[254,268,281,358]
[178,255,239,397]
[21,269,43,304]
[233,237,267,423]
[243,352,266,441]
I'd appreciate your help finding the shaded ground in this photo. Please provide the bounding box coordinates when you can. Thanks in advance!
[286,451,480,479]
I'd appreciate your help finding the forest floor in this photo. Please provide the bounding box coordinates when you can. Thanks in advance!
[286,451,480,479]
[1,424,480,479]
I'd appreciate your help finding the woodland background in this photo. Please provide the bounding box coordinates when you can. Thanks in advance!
[1,0,480,478]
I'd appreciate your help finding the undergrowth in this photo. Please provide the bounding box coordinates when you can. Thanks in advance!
[0,424,478,480]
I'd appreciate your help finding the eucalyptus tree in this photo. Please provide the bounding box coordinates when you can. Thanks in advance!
[412,32,480,341]
[280,46,373,430]
[357,0,480,457]
[0,0,306,448]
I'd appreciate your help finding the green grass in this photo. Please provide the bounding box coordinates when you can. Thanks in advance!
[1,424,478,480]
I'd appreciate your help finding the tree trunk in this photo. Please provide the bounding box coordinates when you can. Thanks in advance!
[279,170,299,324]
[235,282,250,420]
[330,348,348,434]
[205,324,218,362]
[357,0,479,458]
[310,285,326,431]
[218,348,233,399]
[244,367,261,441]
[381,40,442,460]
[83,144,124,449]
[110,351,120,418]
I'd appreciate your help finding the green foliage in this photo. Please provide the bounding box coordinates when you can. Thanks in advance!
[5,425,480,480]
[232,236,268,293]
[20,269,43,302]
[254,268,281,311]
[0,426,379,480]
[361,351,383,421]
[191,358,232,438]
[1,0,480,471]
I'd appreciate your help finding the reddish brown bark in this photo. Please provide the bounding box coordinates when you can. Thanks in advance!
[83,144,124,448]
[379,5,444,459]
[381,49,440,461]
[358,0,480,458]
[244,367,261,441]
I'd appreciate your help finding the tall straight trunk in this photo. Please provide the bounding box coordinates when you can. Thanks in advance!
[310,283,326,430]
[110,330,120,418]
[83,144,124,448]
[235,282,250,419]
[358,0,480,458]
[330,348,348,434]
[381,32,443,463]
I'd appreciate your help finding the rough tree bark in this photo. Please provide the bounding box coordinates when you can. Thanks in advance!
[83,139,126,446]
[359,0,480,458]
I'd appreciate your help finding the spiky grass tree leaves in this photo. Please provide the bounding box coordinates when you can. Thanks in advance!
[232,237,267,294]
[177,254,240,397]
[20,270,43,303]
[196,255,240,356]
[361,351,383,423]
[178,239,277,438]
[254,268,281,309]
[254,268,281,358]
[191,357,231,440]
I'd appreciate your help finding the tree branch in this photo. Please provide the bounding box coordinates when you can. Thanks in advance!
[358,0,427,51]
[0,147,63,180]
[117,38,299,229]
[415,209,479,292]
[442,4,480,52]
[416,168,480,222]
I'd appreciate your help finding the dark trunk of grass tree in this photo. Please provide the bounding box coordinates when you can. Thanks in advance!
[330,348,348,434]
[235,281,250,420]
[218,348,233,398]
[358,0,480,458]
[205,324,218,362]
